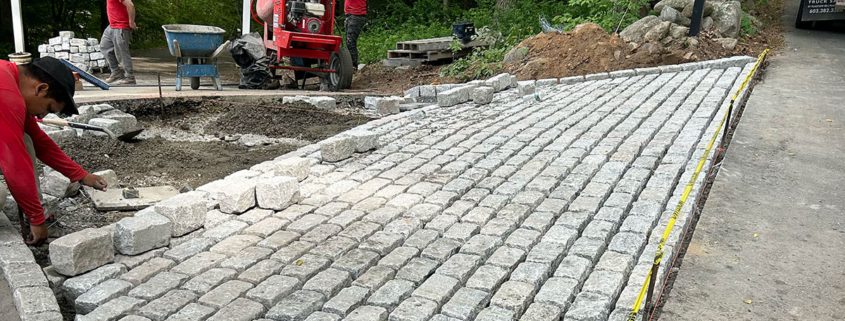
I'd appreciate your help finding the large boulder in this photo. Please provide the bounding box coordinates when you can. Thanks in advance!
[682,0,716,18]
[702,16,715,31]
[712,1,742,38]
[643,21,673,43]
[654,0,691,12]
[660,6,691,26]
[620,16,661,43]
[670,24,690,39]
[503,46,529,63]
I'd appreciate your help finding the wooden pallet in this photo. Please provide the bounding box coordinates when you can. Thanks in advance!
[385,37,492,67]
[395,37,454,52]
[387,50,454,61]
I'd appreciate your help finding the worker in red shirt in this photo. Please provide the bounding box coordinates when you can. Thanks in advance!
[345,0,367,70]
[100,0,137,85]
[0,57,108,245]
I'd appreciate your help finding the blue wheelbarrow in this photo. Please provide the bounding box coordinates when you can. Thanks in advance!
[162,24,230,91]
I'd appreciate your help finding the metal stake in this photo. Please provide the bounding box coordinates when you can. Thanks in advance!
[723,100,734,149]
[157,72,163,99]
[644,258,660,317]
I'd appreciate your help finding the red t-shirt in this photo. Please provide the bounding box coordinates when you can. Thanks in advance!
[345,0,367,15]
[0,60,88,225]
[107,0,131,29]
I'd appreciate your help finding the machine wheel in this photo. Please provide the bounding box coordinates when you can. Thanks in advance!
[795,0,811,29]
[327,47,354,91]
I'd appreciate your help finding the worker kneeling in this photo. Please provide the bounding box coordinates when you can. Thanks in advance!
[0,57,109,245]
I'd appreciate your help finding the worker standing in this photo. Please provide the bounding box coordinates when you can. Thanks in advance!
[344,0,367,70]
[0,57,109,245]
[100,0,137,85]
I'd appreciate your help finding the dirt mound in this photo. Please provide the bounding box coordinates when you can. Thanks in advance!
[508,23,683,80]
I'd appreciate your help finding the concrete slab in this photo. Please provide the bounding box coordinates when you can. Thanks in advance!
[87,186,180,211]
[660,4,845,321]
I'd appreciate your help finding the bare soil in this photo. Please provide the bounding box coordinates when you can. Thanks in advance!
[25,97,371,269]
[351,63,456,95]
[62,137,293,188]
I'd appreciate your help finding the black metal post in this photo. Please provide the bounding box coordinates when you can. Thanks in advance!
[688,0,707,36]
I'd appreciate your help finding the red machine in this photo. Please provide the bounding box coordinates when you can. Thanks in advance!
[252,0,353,90]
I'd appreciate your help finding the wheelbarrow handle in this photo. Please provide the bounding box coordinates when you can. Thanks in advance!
[173,39,182,58]
[211,40,231,60]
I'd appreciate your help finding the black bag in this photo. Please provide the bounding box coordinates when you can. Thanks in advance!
[229,33,276,89]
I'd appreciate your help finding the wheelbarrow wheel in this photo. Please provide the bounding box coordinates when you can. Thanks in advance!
[190,58,201,90]
[327,47,353,91]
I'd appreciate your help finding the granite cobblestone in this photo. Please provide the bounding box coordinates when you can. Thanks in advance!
[63,62,749,321]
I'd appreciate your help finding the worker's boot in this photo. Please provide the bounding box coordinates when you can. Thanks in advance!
[105,69,125,83]
[114,76,136,86]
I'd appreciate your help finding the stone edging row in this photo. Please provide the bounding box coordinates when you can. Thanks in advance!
[0,211,63,320]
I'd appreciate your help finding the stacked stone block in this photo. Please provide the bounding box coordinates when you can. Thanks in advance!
[39,31,106,72]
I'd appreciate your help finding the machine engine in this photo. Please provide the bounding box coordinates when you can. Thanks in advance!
[285,0,326,33]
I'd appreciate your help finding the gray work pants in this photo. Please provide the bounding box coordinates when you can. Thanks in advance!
[345,14,366,68]
[101,26,134,78]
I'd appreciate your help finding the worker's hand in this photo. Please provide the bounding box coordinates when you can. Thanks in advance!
[81,174,108,191]
[130,21,138,30]
[26,224,48,246]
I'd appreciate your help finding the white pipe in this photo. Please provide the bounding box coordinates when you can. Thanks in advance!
[242,0,251,35]
[11,0,25,52]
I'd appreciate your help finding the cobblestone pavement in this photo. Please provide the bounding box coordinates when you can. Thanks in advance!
[67,60,755,321]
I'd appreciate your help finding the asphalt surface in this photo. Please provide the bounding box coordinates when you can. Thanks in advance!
[660,2,845,320]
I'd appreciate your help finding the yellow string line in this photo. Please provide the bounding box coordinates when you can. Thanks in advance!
[627,49,769,321]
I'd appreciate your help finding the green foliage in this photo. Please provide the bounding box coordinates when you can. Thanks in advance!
[353,22,451,64]
[552,0,649,32]
[440,46,507,81]
[740,13,758,36]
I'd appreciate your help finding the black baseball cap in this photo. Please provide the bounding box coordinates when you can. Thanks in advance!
[30,57,78,115]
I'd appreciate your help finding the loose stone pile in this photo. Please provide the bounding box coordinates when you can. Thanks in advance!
[8,56,756,321]
[38,31,107,73]
[620,0,747,50]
